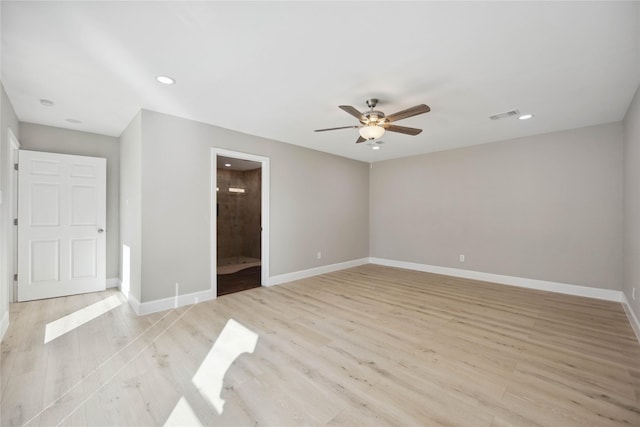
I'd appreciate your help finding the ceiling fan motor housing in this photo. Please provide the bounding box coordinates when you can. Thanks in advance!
[362,110,386,125]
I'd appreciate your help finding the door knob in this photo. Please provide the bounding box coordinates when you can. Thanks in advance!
[98,228,104,233]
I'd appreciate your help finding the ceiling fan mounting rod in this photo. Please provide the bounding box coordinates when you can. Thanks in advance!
[363,98,385,125]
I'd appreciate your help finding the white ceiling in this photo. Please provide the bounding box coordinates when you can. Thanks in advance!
[2,1,639,163]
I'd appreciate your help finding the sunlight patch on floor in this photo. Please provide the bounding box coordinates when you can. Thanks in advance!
[164,397,203,427]
[163,318,258,425]
[44,294,122,344]
[193,318,258,414]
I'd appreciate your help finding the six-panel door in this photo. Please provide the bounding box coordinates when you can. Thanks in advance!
[17,150,106,301]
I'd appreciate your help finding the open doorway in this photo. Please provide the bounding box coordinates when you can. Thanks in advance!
[211,149,269,297]
[216,156,261,295]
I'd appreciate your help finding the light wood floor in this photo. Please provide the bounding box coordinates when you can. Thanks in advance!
[2,264,640,426]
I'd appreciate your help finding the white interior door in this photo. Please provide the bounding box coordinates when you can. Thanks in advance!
[17,150,106,302]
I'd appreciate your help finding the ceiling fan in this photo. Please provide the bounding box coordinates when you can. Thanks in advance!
[315,98,431,143]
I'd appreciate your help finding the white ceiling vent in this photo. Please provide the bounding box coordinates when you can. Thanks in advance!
[489,110,520,120]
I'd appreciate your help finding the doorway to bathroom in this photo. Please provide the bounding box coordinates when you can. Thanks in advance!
[211,149,269,297]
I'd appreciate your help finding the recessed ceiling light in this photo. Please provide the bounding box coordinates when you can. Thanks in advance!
[518,114,533,120]
[156,75,175,85]
[225,163,231,167]
[65,118,82,124]
[372,146,380,150]
[40,99,54,107]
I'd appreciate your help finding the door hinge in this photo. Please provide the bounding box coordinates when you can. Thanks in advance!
[14,163,18,171]
[13,274,17,282]
[13,218,17,226]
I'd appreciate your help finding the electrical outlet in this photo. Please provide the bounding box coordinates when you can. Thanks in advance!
[317,251,322,260]
[459,254,465,263]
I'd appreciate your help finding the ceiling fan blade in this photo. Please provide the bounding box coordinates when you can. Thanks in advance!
[356,136,366,143]
[385,104,431,123]
[384,124,423,135]
[314,125,360,132]
[339,105,365,122]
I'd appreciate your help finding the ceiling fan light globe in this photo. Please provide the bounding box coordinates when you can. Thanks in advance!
[359,125,385,141]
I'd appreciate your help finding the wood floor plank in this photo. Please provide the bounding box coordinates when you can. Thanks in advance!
[2,265,639,426]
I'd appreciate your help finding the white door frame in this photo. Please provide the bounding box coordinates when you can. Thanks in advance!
[211,148,269,296]
[6,129,20,302]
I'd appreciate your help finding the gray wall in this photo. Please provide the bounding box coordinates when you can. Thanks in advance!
[1,83,19,335]
[134,110,369,302]
[370,123,624,290]
[119,112,142,302]
[18,123,120,280]
[623,84,640,320]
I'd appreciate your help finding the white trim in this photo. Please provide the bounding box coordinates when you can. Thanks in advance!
[106,278,120,289]
[267,258,369,287]
[211,148,270,296]
[621,293,640,344]
[0,310,9,341]
[369,258,624,302]
[134,288,215,316]
[6,129,19,304]
[125,292,141,315]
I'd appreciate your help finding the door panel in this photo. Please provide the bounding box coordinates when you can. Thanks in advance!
[30,240,60,282]
[18,150,106,301]
[30,158,60,175]
[30,183,60,225]
[71,185,97,224]
[71,238,97,278]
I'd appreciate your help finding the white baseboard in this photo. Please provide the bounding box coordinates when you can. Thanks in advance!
[369,258,625,302]
[0,310,9,342]
[114,257,640,345]
[267,258,369,287]
[621,293,640,343]
[124,292,141,315]
[121,258,368,315]
[106,278,120,289]
[134,288,215,316]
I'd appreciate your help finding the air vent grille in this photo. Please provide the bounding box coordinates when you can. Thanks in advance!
[489,110,519,120]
